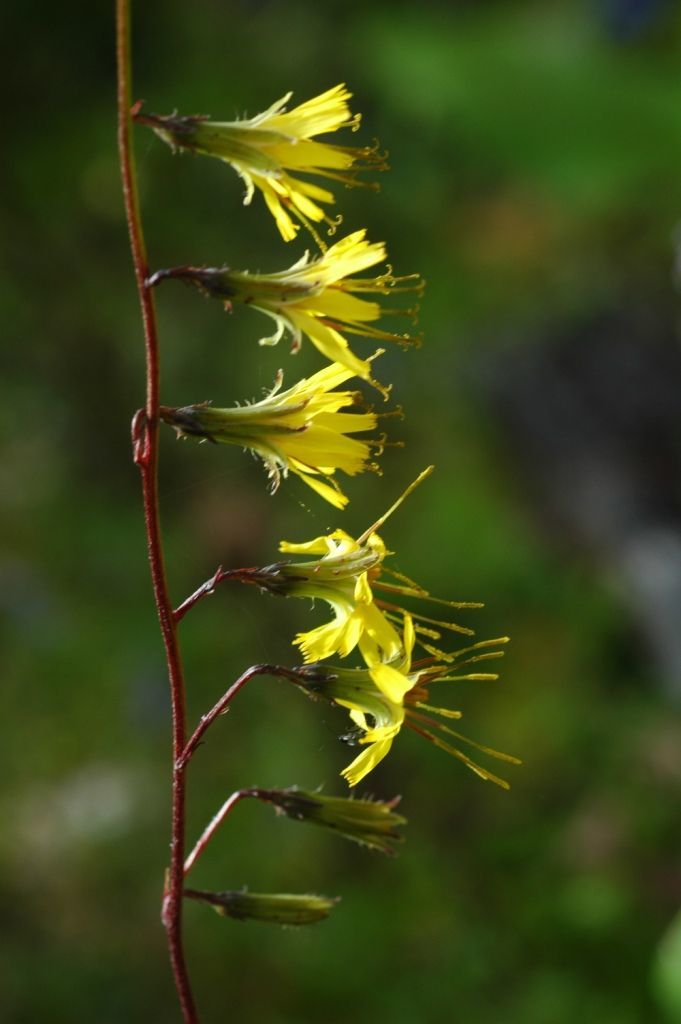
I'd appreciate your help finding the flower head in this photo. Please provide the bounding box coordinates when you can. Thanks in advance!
[185,888,338,926]
[259,787,406,854]
[246,467,484,665]
[294,616,519,788]
[134,84,388,243]
[148,230,423,393]
[160,362,388,509]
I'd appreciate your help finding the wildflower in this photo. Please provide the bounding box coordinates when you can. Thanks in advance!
[134,84,388,243]
[258,787,406,854]
[148,230,423,393]
[185,888,338,926]
[160,362,387,509]
[294,616,519,788]
[244,467,484,664]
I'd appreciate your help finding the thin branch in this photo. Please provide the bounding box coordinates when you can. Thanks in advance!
[116,2,198,1020]
[184,790,258,875]
[179,664,306,768]
[184,787,299,877]
[173,566,260,623]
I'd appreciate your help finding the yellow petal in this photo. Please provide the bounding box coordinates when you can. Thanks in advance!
[320,231,386,281]
[267,139,356,172]
[359,601,402,660]
[289,312,372,380]
[303,290,382,323]
[340,737,394,787]
[404,614,415,662]
[370,662,413,704]
[353,572,373,605]
[267,84,354,138]
[294,470,348,508]
[337,611,364,657]
[279,535,335,555]
[260,182,299,241]
[295,618,348,663]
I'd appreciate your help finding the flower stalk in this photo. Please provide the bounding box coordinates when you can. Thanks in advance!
[117,2,516,1015]
[183,786,406,875]
[116,2,197,1019]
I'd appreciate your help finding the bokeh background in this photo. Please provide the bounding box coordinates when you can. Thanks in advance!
[3,1,681,1021]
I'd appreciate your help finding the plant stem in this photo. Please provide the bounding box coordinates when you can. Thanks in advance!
[179,664,306,768]
[173,566,260,623]
[184,790,257,875]
[184,788,293,875]
[116,2,198,1020]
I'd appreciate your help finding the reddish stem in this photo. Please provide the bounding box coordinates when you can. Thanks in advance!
[184,788,286,875]
[184,790,257,875]
[179,664,305,768]
[116,2,198,1020]
[173,566,260,623]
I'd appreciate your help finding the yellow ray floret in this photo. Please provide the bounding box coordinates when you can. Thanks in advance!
[160,362,384,509]
[245,467,488,667]
[134,84,388,243]
[147,230,424,394]
[293,615,519,787]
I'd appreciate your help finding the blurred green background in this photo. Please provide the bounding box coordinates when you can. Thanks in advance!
[3,1,681,1021]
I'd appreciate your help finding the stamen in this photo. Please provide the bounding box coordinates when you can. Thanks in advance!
[290,203,327,252]
[375,598,478,635]
[410,711,521,765]
[319,319,422,347]
[448,637,510,658]
[326,212,344,237]
[382,566,424,591]
[404,721,511,789]
[413,702,462,720]
[451,652,506,667]
[356,466,434,544]
[372,580,484,610]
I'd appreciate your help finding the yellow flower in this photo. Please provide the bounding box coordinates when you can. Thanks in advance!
[247,467,484,664]
[160,362,384,509]
[294,617,519,788]
[270,526,401,664]
[148,230,423,393]
[134,84,388,243]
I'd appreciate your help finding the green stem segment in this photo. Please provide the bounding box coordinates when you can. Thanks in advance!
[115,3,198,1020]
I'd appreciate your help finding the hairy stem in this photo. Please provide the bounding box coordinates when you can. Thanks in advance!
[173,566,260,623]
[184,787,295,875]
[184,790,257,875]
[179,664,305,768]
[116,2,198,1020]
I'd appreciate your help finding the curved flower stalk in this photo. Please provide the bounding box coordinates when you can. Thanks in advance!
[134,84,388,242]
[160,362,388,509]
[147,230,424,392]
[241,467,485,664]
[294,616,519,787]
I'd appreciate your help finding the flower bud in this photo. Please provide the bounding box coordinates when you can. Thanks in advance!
[185,888,338,926]
[259,787,406,854]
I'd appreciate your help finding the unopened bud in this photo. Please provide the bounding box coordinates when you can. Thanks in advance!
[185,887,338,926]
[260,787,406,855]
